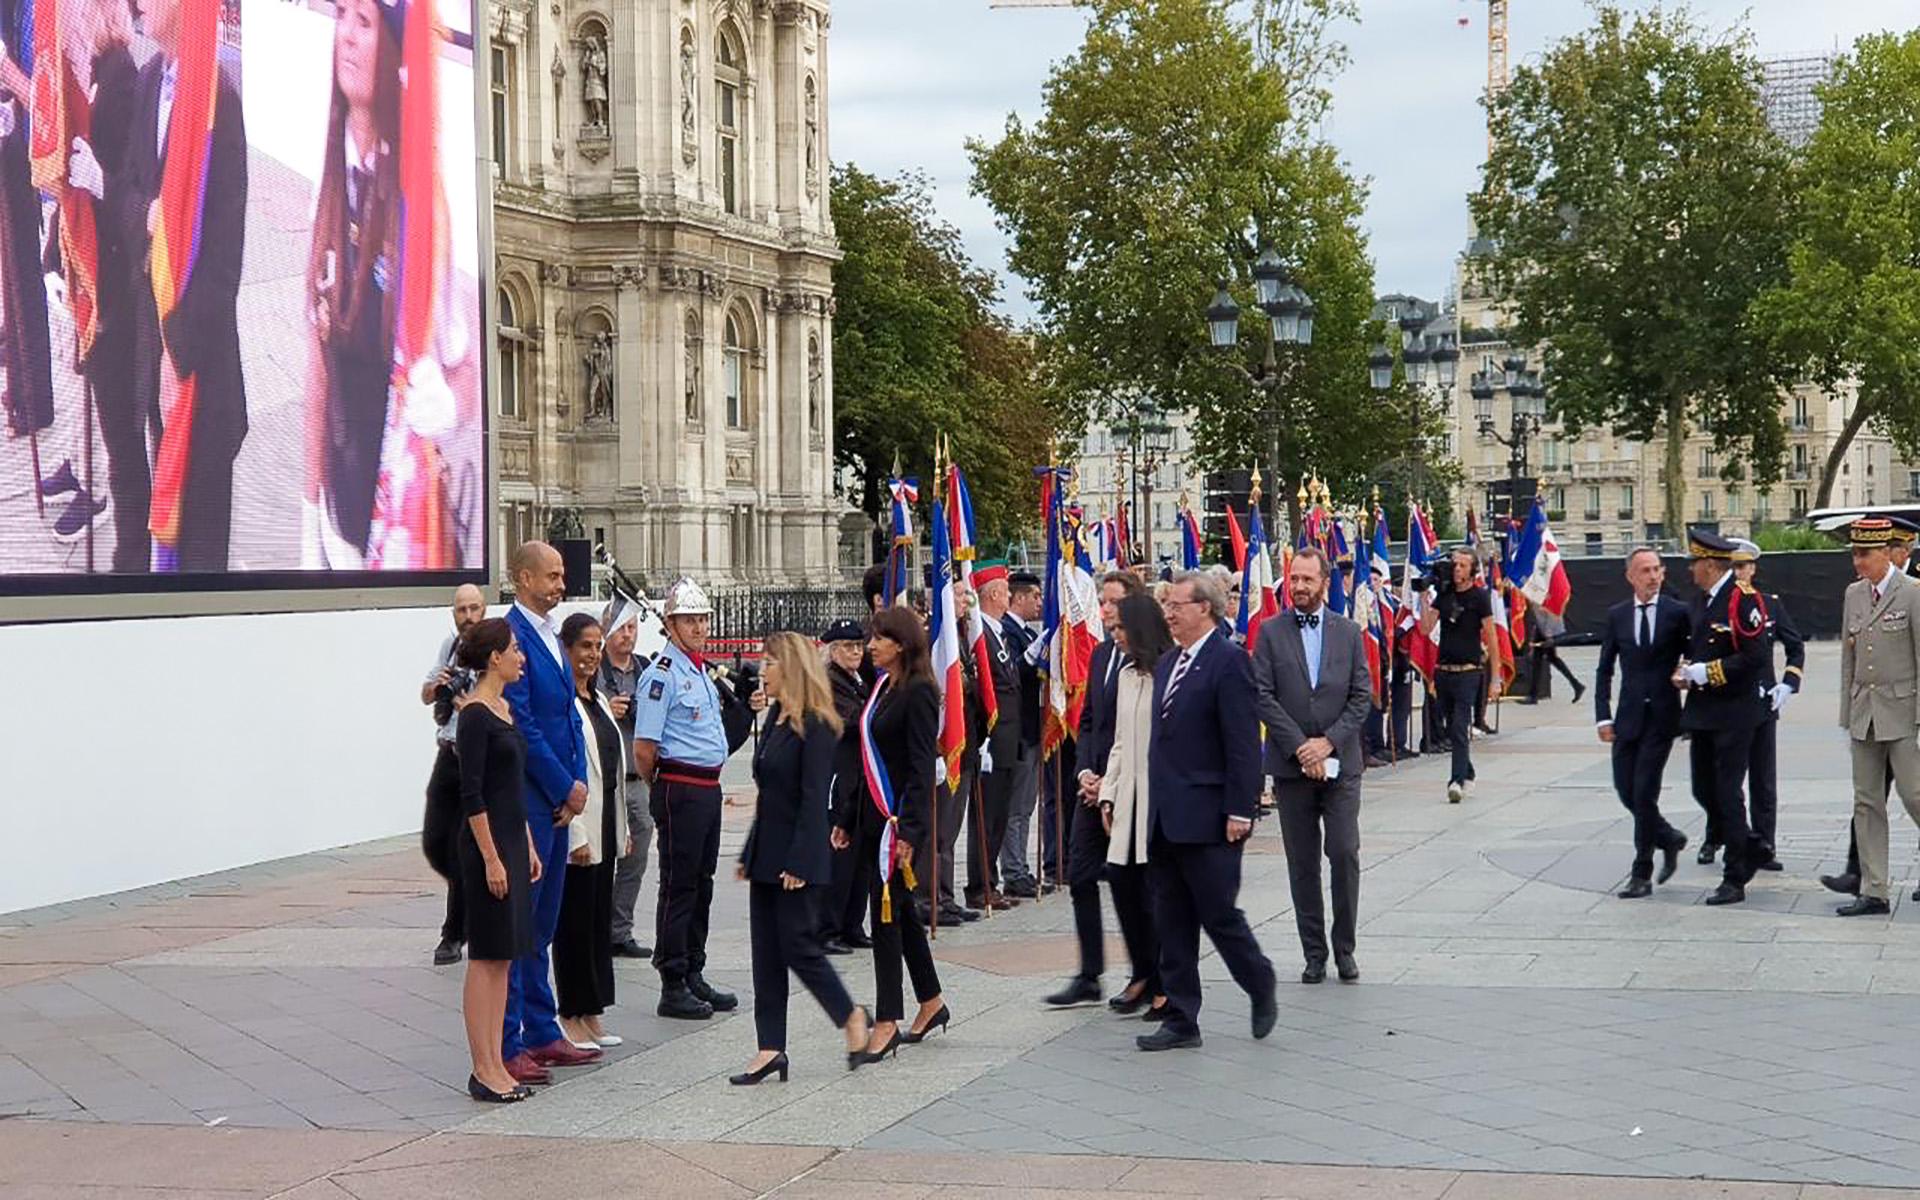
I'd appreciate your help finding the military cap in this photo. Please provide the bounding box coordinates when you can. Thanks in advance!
[1887,516,1920,544]
[971,560,1009,588]
[1687,527,1736,560]
[1850,517,1897,548]
[1730,539,1761,564]
[821,618,866,644]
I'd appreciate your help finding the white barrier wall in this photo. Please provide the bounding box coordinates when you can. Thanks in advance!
[0,606,453,914]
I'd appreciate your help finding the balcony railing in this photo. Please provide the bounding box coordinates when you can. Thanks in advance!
[1616,508,1635,521]
[1546,509,1567,522]
[1572,459,1639,481]
[1583,510,1602,521]
[1787,465,1812,481]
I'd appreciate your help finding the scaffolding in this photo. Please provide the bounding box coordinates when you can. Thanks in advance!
[1760,54,1834,149]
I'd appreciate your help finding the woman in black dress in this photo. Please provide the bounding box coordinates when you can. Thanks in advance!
[555,613,630,1051]
[730,632,872,1085]
[832,608,950,1064]
[455,618,544,1103]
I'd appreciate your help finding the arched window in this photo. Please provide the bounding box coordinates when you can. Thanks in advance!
[715,24,744,214]
[497,288,526,419]
[723,313,747,429]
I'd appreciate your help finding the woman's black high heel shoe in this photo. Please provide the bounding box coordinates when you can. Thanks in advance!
[858,1027,902,1065]
[468,1074,529,1103]
[901,1004,950,1044]
[728,1053,789,1086]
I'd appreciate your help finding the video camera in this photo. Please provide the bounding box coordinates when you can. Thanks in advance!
[432,666,477,727]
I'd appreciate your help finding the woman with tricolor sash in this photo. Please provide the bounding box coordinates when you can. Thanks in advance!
[831,606,951,1064]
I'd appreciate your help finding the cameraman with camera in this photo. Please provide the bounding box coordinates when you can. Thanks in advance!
[1418,547,1500,804]
[423,584,489,965]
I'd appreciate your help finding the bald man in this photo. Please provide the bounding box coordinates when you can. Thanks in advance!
[422,583,488,964]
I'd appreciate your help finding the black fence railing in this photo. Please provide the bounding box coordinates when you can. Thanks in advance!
[706,586,868,646]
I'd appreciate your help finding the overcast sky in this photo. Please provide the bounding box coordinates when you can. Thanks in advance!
[830,0,1917,321]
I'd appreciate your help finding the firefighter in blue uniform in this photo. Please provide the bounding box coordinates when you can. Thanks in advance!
[1678,528,1775,905]
[1730,539,1805,874]
[633,578,760,1019]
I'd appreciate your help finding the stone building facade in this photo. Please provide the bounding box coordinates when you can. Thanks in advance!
[487,0,843,588]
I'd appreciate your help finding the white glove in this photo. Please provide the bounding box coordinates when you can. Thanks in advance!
[933,756,947,787]
[68,136,103,200]
[402,356,458,437]
[979,745,995,775]
[1683,663,1708,686]
[1770,683,1792,713]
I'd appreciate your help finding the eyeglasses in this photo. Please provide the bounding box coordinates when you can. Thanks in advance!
[1161,597,1205,609]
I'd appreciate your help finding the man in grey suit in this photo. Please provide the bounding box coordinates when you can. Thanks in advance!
[1252,545,1374,984]
[1837,517,1920,916]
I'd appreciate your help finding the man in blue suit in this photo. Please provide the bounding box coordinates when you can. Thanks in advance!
[501,541,596,1083]
[1138,571,1278,1052]
[1594,547,1693,897]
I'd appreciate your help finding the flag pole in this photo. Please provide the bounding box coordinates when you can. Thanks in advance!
[930,435,944,937]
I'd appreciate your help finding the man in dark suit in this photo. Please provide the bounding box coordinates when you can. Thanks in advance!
[1001,571,1048,892]
[1677,528,1774,906]
[1045,569,1144,1007]
[119,0,248,571]
[1137,570,1277,1052]
[964,562,1022,912]
[1595,547,1692,897]
[1252,546,1372,984]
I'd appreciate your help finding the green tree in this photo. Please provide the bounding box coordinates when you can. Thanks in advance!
[1752,32,1920,509]
[830,165,1053,544]
[969,0,1392,534]
[1469,5,1795,537]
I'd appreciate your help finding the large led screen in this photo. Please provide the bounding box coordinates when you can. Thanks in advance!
[0,0,484,595]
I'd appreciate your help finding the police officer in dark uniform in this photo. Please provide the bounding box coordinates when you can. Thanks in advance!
[1730,539,1804,874]
[1676,528,1774,906]
[632,578,759,1019]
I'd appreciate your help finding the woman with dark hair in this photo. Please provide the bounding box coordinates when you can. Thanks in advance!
[832,607,950,1064]
[554,613,629,1051]
[301,0,402,567]
[1098,593,1174,1021]
[454,617,543,1102]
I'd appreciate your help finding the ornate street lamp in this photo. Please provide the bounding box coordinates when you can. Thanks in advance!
[1204,247,1313,533]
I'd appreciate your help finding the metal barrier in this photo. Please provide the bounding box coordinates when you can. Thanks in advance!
[705,586,868,645]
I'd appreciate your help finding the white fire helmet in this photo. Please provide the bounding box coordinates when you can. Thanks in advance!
[663,577,713,618]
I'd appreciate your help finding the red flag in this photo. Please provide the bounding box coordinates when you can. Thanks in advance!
[1225,504,1247,576]
[28,3,100,357]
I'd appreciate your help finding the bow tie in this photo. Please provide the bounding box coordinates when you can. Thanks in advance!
[1295,611,1320,629]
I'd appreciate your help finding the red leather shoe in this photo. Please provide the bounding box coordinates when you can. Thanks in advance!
[529,1038,602,1067]
[504,1052,552,1085]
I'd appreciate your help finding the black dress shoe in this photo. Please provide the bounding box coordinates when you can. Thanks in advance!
[687,974,737,1012]
[1836,896,1891,917]
[1571,682,1586,704]
[1617,879,1653,900]
[1703,883,1745,906]
[1820,873,1861,896]
[822,938,853,956]
[1697,842,1720,865]
[1300,962,1326,985]
[611,938,653,960]
[1251,989,1278,1040]
[1003,881,1039,899]
[1141,1003,1175,1023]
[1913,886,1920,903]
[1108,987,1151,1016]
[1658,836,1687,884]
[842,930,874,949]
[657,986,714,1020]
[1335,953,1359,983]
[1365,754,1392,769]
[433,938,463,966]
[1136,1026,1202,1052]
[1757,860,1784,872]
[1045,976,1102,1007]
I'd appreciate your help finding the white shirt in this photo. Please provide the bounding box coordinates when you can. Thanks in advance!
[156,61,176,159]
[513,601,566,671]
[1633,597,1657,647]
[1873,563,1896,601]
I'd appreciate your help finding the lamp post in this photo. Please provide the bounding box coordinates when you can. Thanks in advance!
[1110,397,1174,566]
[1475,352,1546,525]
[1368,307,1458,510]
[1206,246,1314,535]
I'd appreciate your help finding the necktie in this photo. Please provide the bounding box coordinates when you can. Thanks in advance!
[1638,604,1651,648]
[1295,611,1320,629]
[1161,649,1194,716]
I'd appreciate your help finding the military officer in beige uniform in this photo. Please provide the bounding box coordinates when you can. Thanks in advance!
[1837,517,1920,916]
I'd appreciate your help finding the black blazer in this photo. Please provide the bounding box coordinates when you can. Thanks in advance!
[981,619,1023,760]
[741,707,837,885]
[1003,614,1042,747]
[1759,592,1806,695]
[1148,632,1262,844]
[1074,639,1124,781]
[1595,593,1690,741]
[831,674,937,853]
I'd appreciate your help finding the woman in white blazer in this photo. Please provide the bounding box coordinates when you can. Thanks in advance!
[1098,592,1176,1023]
[555,613,633,1050]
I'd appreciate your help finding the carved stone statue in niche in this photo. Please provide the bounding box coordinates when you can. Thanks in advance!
[581,35,609,129]
[583,330,615,421]
[804,78,820,199]
[806,337,823,433]
[679,29,698,165]
[684,314,703,421]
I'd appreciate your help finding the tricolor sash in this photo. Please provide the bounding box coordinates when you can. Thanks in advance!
[859,673,915,923]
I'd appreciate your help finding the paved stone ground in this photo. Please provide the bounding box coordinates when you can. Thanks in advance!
[7,642,1920,1198]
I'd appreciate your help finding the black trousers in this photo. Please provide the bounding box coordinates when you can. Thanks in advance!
[915,771,968,915]
[1040,747,1070,881]
[1149,832,1273,1038]
[421,744,464,943]
[176,432,236,572]
[1066,796,1107,980]
[0,126,52,437]
[651,777,722,987]
[1746,716,1779,854]
[1107,862,1160,994]
[750,881,855,1050]
[866,840,942,1022]
[1275,777,1360,965]
[1690,728,1757,886]
[1612,732,1681,880]
[88,360,152,572]
[1435,670,1481,785]
[554,858,616,1018]
[965,762,1011,904]
[1390,658,1417,754]
[821,837,872,942]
